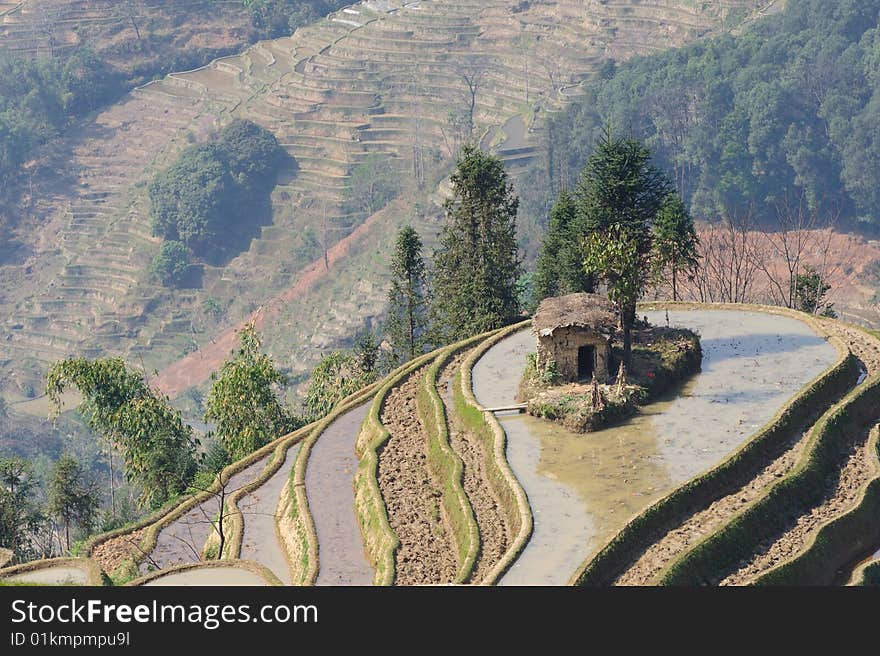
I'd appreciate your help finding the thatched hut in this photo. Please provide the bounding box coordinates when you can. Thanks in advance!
[533,293,618,383]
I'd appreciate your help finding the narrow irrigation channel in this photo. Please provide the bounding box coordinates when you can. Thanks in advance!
[472,310,838,585]
[237,444,301,583]
[306,403,375,586]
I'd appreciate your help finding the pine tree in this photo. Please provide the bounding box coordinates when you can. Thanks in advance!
[652,192,699,301]
[533,189,593,307]
[578,128,672,365]
[386,226,429,363]
[432,145,522,341]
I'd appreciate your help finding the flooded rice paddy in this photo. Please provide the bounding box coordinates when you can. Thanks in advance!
[142,566,269,586]
[7,566,89,586]
[473,310,837,585]
[238,444,301,584]
[306,403,374,586]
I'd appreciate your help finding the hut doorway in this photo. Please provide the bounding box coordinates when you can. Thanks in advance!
[577,345,595,380]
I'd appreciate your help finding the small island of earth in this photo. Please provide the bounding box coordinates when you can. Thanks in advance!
[518,293,702,433]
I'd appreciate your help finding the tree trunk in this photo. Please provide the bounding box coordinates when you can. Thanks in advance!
[108,448,116,520]
[65,521,70,552]
[622,303,636,367]
[672,265,678,302]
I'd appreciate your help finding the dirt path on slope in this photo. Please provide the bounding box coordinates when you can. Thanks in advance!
[439,353,511,584]
[378,367,457,585]
[153,199,404,398]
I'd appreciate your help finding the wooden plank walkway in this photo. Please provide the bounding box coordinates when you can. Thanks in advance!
[481,403,527,414]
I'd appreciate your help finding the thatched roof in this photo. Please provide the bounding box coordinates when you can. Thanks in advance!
[533,293,618,337]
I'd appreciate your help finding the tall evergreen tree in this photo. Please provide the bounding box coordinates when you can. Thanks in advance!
[533,189,593,307]
[652,192,700,301]
[432,145,522,341]
[578,129,672,365]
[386,226,429,363]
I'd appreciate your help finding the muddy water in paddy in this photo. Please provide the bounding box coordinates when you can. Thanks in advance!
[306,403,374,586]
[139,456,270,575]
[238,444,301,584]
[473,310,837,585]
[8,567,88,585]
[143,567,268,586]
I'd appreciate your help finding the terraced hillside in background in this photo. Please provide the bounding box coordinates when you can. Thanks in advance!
[5,302,879,587]
[0,0,254,64]
[0,0,764,403]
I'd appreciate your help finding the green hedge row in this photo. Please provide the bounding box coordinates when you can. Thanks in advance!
[573,340,858,586]
[659,371,880,586]
[415,344,481,583]
[753,426,880,585]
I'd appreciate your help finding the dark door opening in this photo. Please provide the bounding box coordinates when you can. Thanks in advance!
[577,345,595,380]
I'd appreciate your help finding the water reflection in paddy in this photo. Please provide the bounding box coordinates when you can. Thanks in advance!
[473,310,837,585]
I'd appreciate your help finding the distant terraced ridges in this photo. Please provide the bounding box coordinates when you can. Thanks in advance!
[0,0,249,56]
[0,0,761,398]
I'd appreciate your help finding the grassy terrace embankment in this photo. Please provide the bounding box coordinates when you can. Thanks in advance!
[354,323,532,585]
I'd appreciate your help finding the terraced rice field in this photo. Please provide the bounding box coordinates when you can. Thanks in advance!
[8,303,858,587]
[0,0,762,400]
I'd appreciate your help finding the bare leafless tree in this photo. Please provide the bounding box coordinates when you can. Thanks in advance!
[754,193,818,308]
[686,206,767,304]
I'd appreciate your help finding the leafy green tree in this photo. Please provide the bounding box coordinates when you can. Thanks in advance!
[47,358,197,508]
[579,130,672,365]
[533,189,593,306]
[148,120,285,259]
[302,351,375,422]
[48,455,99,552]
[431,145,522,342]
[150,240,190,287]
[204,324,302,461]
[546,0,880,225]
[652,192,700,300]
[386,226,429,363]
[0,457,47,561]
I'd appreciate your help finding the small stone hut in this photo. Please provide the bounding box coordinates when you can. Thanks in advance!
[533,293,619,383]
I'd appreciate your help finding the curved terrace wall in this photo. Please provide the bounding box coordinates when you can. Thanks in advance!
[458,321,534,585]
[0,558,105,586]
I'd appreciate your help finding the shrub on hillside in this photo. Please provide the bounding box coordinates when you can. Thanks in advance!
[150,240,190,287]
[148,119,287,260]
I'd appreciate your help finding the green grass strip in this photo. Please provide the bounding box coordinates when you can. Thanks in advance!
[415,341,483,583]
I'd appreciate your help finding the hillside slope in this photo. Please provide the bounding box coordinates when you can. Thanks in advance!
[0,0,763,402]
